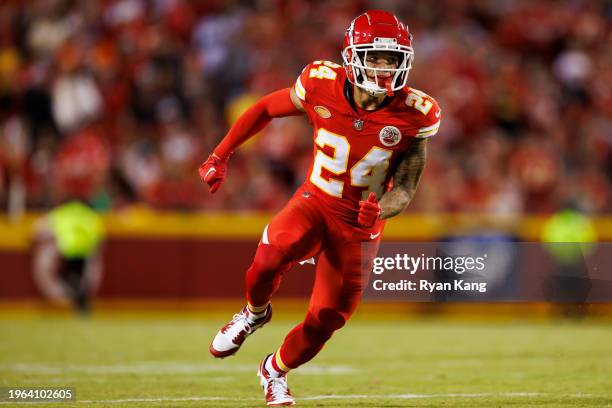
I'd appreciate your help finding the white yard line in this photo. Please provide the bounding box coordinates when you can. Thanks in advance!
[0,362,355,375]
[79,397,244,404]
[73,392,603,404]
[1,362,604,404]
[303,392,545,400]
[0,392,600,405]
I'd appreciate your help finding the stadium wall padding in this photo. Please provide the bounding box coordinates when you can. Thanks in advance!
[1,211,612,299]
[0,239,316,298]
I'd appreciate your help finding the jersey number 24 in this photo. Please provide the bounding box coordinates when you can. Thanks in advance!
[310,128,392,199]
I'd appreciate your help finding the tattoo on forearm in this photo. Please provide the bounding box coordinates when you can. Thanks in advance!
[379,138,427,219]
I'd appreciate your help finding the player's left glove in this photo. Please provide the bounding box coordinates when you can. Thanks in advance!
[199,153,227,194]
[358,192,381,227]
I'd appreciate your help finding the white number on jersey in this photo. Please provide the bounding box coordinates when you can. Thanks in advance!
[350,147,393,200]
[309,61,341,80]
[310,129,349,197]
[309,66,337,80]
[313,60,342,68]
[405,89,433,115]
[310,128,392,198]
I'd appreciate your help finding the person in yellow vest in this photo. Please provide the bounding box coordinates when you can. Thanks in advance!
[540,206,598,316]
[33,200,105,314]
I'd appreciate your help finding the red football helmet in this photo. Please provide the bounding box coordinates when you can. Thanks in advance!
[342,10,414,96]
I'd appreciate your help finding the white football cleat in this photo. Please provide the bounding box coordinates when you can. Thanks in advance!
[258,355,295,406]
[209,304,272,358]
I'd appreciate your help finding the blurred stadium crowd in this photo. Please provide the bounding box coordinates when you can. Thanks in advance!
[0,0,610,215]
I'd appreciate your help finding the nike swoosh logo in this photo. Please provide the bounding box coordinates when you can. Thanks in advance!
[370,231,381,240]
[298,257,316,265]
[435,111,441,118]
[204,168,216,180]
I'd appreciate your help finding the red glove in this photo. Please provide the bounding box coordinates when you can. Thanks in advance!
[199,154,227,194]
[358,192,381,227]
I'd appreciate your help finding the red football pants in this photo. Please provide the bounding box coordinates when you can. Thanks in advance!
[245,186,383,369]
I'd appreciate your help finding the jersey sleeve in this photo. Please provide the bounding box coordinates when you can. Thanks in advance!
[406,89,441,138]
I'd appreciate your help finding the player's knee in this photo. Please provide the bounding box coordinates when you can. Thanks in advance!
[318,308,347,331]
[305,308,347,338]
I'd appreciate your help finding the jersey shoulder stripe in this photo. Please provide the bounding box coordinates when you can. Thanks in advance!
[416,119,441,138]
[295,76,306,101]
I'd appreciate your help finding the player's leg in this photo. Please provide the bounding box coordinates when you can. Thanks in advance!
[265,246,362,371]
[256,247,361,406]
[210,191,324,358]
[257,235,380,406]
[60,257,90,314]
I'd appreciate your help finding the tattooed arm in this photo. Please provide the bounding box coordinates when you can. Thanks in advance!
[378,138,427,220]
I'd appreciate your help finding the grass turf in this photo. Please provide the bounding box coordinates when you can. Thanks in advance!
[1,311,611,407]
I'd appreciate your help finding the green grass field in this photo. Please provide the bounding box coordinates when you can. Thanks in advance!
[1,310,611,407]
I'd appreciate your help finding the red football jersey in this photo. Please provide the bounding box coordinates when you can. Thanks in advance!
[293,60,441,223]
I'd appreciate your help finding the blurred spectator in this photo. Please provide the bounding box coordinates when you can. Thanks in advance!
[33,199,105,314]
[51,41,103,133]
[541,206,598,316]
[0,0,610,214]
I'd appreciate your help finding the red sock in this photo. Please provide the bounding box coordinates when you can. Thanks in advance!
[265,350,289,377]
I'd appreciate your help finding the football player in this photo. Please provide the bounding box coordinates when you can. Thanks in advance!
[200,10,441,406]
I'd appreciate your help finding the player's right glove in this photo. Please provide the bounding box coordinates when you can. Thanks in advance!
[199,154,227,194]
[358,192,381,227]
